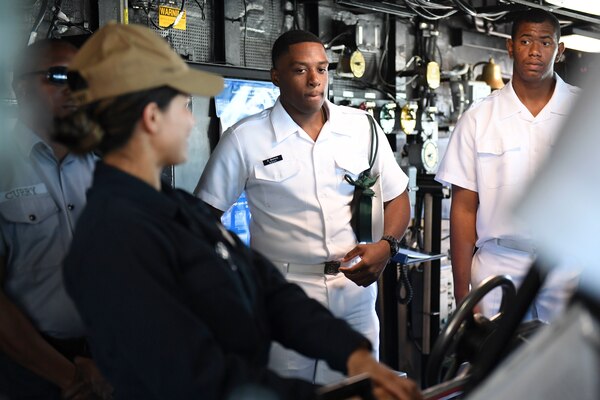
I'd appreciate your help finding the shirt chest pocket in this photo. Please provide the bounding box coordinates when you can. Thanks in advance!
[0,195,63,270]
[253,156,300,183]
[476,137,525,189]
[335,153,370,196]
[252,156,301,210]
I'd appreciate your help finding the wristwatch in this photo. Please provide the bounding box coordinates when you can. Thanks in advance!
[380,235,400,257]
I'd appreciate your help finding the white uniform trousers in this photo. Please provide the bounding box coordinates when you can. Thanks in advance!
[472,241,579,322]
[268,266,379,385]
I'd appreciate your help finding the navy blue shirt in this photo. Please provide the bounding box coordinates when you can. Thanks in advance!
[64,162,369,400]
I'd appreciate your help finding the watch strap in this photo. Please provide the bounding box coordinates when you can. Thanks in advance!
[380,235,399,256]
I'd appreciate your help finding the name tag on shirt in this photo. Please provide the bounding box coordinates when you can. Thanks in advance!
[0,183,48,203]
[263,155,283,166]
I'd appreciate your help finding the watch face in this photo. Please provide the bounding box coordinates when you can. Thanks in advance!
[421,139,439,173]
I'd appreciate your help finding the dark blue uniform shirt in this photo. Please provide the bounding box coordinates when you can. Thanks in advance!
[64,162,369,400]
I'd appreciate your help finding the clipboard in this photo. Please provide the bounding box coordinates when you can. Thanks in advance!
[391,247,445,266]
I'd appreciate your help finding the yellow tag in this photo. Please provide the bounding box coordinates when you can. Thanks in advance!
[158,5,186,30]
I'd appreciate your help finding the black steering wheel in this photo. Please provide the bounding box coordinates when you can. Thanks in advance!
[425,275,517,388]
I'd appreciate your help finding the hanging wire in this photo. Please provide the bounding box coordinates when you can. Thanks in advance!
[354,79,398,102]
[452,0,477,17]
[395,55,422,89]
[405,0,458,21]
[242,0,248,67]
[451,0,510,20]
[397,75,419,88]
[413,0,455,10]
[292,0,300,29]
[46,0,93,37]
[401,0,509,22]
[29,0,48,43]
[435,44,443,70]
[397,263,414,304]
[46,0,63,38]
[193,0,206,20]
[323,30,353,48]
[377,15,396,89]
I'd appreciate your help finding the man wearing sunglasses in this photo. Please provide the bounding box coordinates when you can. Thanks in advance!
[0,39,111,399]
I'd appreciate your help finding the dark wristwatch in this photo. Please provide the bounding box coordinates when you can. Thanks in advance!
[380,235,400,257]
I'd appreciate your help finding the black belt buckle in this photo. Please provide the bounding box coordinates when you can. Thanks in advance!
[324,261,340,275]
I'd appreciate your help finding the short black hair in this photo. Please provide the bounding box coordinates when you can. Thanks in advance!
[271,30,324,68]
[511,8,561,42]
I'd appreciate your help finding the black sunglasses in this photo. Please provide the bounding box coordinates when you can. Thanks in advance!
[20,66,69,85]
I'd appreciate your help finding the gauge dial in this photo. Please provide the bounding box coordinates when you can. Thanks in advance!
[400,103,417,134]
[349,50,366,78]
[421,139,439,173]
[379,103,397,134]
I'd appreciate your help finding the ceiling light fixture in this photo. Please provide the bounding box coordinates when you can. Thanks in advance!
[561,27,600,52]
[546,0,600,16]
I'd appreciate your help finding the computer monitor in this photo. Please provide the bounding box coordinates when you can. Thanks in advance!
[215,77,280,132]
[215,77,280,245]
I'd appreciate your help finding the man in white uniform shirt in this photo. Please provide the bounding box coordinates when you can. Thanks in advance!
[198,30,410,384]
[435,9,579,322]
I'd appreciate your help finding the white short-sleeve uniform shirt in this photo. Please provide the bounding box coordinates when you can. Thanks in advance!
[435,74,580,321]
[436,74,579,246]
[200,98,408,383]
[198,99,408,264]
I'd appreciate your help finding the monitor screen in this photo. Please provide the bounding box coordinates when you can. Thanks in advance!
[215,78,279,245]
[215,78,280,132]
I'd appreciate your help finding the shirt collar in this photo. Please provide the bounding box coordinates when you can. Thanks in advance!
[92,162,179,219]
[270,99,352,143]
[13,121,93,166]
[543,73,573,116]
[500,73,571,120]
[270,99,300,143]
[326,100,354,137]
[11,121,49,157]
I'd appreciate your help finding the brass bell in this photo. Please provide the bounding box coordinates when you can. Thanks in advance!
[478,58,504,90]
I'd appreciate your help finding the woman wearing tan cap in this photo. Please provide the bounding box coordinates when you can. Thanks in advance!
[55,23,422,400]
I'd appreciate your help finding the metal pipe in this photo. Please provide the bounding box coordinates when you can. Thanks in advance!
[120,0,129,24]
[422,192,433,354]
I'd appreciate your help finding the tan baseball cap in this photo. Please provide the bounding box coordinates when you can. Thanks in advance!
[68,22,223,105]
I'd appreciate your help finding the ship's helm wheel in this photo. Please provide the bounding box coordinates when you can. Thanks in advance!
[425,275,517,388]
